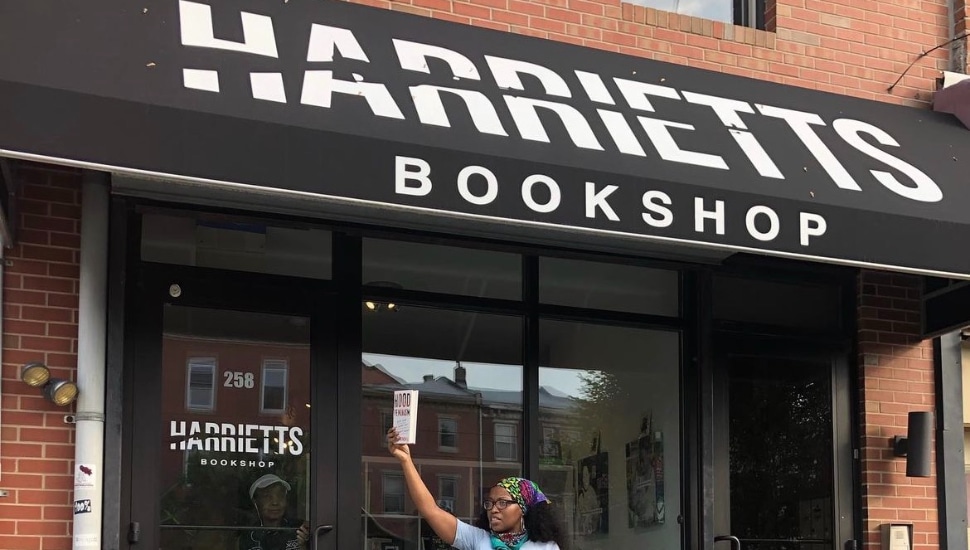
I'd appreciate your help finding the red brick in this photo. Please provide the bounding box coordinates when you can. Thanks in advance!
[0,535,42,550]
[16,522,68,537]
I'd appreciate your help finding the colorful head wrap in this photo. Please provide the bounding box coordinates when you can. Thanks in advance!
[495,477,549,513]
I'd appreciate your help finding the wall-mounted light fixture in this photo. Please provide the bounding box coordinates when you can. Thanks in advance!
[890,411,932,477]
[20,361,79,406]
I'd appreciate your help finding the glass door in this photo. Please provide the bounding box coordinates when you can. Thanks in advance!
[712,338,855,550]
[125,265,338,550]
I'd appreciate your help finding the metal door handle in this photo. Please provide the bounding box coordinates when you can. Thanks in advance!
[309,524,333,550]
[715,535,741,550]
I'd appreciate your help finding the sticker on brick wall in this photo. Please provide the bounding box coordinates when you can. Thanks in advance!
[74,499,92,514]
[74,464,96,488]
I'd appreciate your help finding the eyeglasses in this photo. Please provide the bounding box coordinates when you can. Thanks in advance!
[482,499,518,511]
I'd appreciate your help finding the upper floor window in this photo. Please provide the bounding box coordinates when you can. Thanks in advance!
[380,410,393,446]
[624,0,765,29]
[495,423,517,461]
[383,473,405,514]
[261,359,288,414]
[438,476,458,513]
[438,416,458,451]
[186,358,216,411]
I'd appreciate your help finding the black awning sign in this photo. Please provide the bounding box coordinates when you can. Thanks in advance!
[1,1,969,275]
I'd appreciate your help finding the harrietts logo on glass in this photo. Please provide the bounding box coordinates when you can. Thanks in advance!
[169,420,304,456]
[176,0,942,211]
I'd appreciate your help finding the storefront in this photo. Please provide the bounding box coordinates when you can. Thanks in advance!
[1,1,969,550]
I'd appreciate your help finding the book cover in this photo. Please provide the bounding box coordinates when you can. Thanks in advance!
[393,390,419,444]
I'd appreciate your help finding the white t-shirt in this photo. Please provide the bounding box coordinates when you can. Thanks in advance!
[452,520,560,550]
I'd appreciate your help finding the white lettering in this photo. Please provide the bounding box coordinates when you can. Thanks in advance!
[394,39,480,79]
[597,110,646,157]
[521,175,561,213]
[301,71,404,119]
[682,92,783,179]
[458,166,499,205]
[395,156,433,196]
[290,427,304,456]
[757,104,860,191]
[642,191,673,228]
[832,118,942,202]
[639,117,729,169]
[585,182,620,221]
[799,213,827,246]
[614,78,680,112]
[486,56,572,97]
[409,86,508,135]
[505,97,604,150]
[306,24,368,62]
[745,205,780,241]
[575,71,615,104]
[694,198,725,234]
[179,1,278,57]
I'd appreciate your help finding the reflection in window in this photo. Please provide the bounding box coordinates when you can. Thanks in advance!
[623,0,733,24]
[384,473,406,514]
[538,321,681,550]
[438,476,458,513]
[494,423,517,461]
[186,358,216,411]
[380,410,393,445]
[539,257,679,316]
[160,306,311,550]
[261,360,288,413]
[361,306,523,550]
[438,417,458,450]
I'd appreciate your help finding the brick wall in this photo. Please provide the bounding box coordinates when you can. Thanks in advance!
[349,0,959,107]
[0,163,82,550]
[858,271,938,550]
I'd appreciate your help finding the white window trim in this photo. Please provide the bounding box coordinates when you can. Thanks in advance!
[260,359,288,414]
[494,421,517,461]
[438,415,459,452]
[186,357,216,411]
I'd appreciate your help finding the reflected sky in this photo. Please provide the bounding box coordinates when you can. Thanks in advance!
[626,0,732,23]
[364,353,588,397]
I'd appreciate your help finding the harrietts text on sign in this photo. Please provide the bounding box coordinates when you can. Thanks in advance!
[1,0,970,275]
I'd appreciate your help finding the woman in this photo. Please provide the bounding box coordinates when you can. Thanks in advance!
[387,427,568,550]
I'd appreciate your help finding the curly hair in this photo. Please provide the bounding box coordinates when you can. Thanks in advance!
[476,501,570,550]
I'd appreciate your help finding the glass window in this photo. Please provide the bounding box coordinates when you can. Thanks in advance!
[438,417,459,451]
[624,0,733,24]
[261,360,288,414]
[141,212,332,279]
[438,476,458,513]
[361,306,523,550]
[186,358,216,411]
[494,423,517,461]
[538,320,681,550]
[712,275,842,330]
[159,306,310,550]
[380,410,393,446]
[539,257,679,316]
[383,473,406,514]
[363,238,521,299]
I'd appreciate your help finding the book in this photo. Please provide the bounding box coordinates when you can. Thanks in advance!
[393,390,419,444]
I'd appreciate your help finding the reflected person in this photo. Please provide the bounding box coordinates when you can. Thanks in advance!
[387,427,568,550]
[240,474,310,550]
